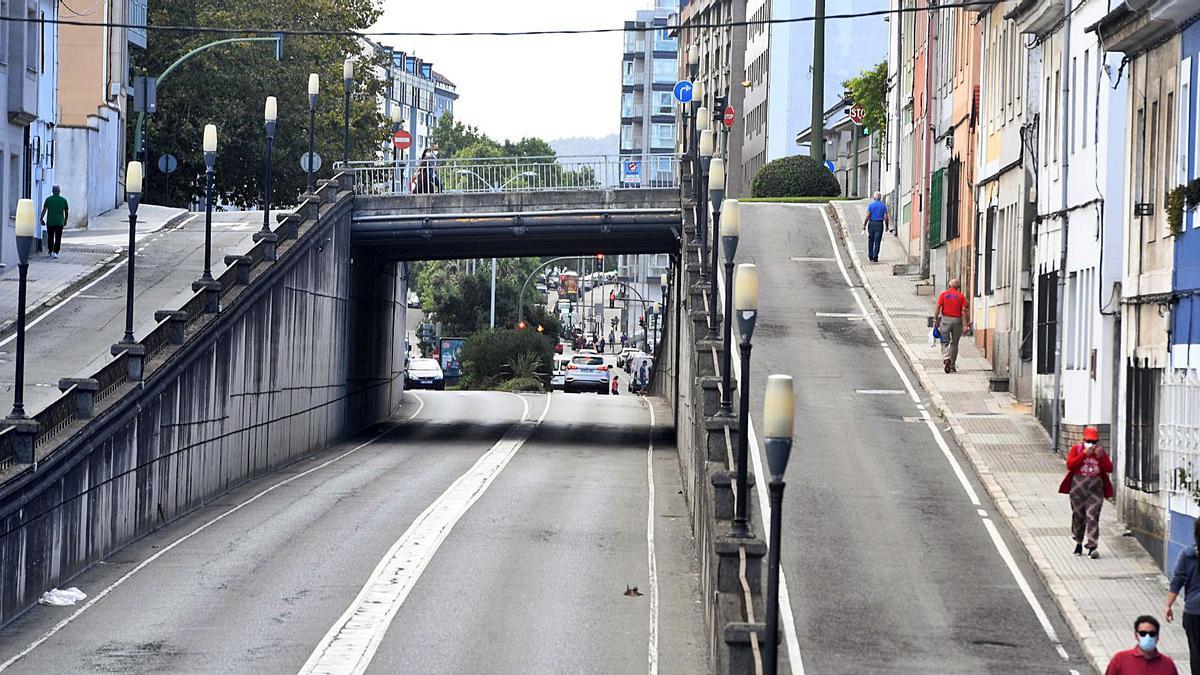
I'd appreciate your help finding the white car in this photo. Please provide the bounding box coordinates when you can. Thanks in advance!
[550,355,570,390]
[407,291,421,308]
[406,358,445,390]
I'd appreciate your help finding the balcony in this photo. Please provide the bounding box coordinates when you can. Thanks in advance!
[128,0,147,48]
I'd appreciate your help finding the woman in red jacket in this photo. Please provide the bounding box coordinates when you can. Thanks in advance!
[1058,426,1114,559]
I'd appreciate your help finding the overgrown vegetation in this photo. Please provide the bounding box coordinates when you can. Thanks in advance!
[1168,178,1200,237]
[751,155,842,198]
[843,61,889,149]
[461,330,554,390]
[411,259,562,339]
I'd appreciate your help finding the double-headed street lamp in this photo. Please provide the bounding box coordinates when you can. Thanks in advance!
[391,107,403,193]
[120,161,143,344]
[306,73,319,193]
[9,199,36,419]
[342,58,354,165]
[697,109,712,269]
[717,199,740,416]
[732,263,759,537]
[706,157,725,341]
[762,374,795,675]
[261,96,277,235]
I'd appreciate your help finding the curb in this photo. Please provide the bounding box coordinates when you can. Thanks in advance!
[0,210,192,342]
[827,202,1107,674]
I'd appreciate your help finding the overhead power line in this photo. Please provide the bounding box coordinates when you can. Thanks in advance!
[0,2,995,39]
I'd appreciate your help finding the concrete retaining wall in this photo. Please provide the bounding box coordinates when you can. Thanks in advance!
[0,176,405,626]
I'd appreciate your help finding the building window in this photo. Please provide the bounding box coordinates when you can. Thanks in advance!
[651,123,674,148]
[654,28,675,52]
[622,93,637,117]
[1036,271,1058,375]
[945,158,961,241]
[1082,50,1089,148]
[654,91,673,115]
[620,125,635,151]
[623,61,638,86]
[1125,366,1161,493]
[652,59,675,84]
[7,154,18,217]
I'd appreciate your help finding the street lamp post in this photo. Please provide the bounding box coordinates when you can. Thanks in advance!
[261,96,277,235]
[762,374,795,675]
[718,199,740,416]
[697,112,712,273]
[193,124,221,314]
[9,199,36,419]
[733,263,759,537]
[651,302,660,353]
[306,73,319,193]
[706,158,725,341]
[342,58,353,165]
[391,107,403,193]
[120,161,143,344]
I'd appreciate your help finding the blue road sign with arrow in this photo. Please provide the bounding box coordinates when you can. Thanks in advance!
[673,80,693,104]
[823,160,836,173]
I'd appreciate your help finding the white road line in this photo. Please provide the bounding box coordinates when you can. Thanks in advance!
[854,389,905,395]
[816,205,1067,658]
[644,400,660,675]
[0,394,427,672]
[300,393,549,675]
[789,256,835,262]
[813,312,865,319]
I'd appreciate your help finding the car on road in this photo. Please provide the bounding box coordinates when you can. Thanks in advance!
[564,354,610,394]
[627,353,654,392]
[616,347,640,370]
[405,358,445,390]
[407,291,421,308]
[551,355,571,390]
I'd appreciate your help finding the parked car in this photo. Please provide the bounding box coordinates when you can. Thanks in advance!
[564,354,609,394]
[407,291,421,309]
[551,355,571,390]
[616,347,640,370]
[405,358,445,390]
[627,353,654,393]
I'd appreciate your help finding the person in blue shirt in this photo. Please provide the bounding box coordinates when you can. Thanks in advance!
[1165,517,1200,670]
[862,192,891,263]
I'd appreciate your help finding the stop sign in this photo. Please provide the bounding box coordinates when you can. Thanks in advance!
[393,130,412,150]
[723,105,735,128]
[849,104,867,125]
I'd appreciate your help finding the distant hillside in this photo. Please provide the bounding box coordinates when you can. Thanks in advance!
[549,133,619,158]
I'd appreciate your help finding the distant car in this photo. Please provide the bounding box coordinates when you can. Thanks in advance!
[407,291,421,308]
[406,358,445,390]
[564,354,609,394]
[551,355,571,390]
[628,353,654,392]
[616,347,640,370]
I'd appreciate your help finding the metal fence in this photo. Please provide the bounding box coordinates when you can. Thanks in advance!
[1161,369,1200,498]
[339,154,681,197]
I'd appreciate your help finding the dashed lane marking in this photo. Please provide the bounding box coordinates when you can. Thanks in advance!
[643,399,660,675]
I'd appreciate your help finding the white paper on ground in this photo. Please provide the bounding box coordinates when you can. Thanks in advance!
[37,587,87,606]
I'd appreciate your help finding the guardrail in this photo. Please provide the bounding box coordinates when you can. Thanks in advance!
[339,154,681,196]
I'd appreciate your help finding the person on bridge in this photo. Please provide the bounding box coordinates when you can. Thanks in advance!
[609,290,616,309]
[1104,615,1178,674]
[933,278,969,373]
[411,149,435,194]
[1059,426,1113,560]
[862,191,890,263]
[430,143,443,193]
[41,185,69,259]
[1164,518,1200,671]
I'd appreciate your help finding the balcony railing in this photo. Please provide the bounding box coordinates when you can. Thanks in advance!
[128,0,147,48]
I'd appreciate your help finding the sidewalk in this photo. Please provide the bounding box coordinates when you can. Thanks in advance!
[831,200,1183,674]
[0,204,188,339]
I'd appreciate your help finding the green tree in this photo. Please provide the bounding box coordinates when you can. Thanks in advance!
[135,0,387,207]
[843,61,889,149]
[430,113,489,158]
[415,259,561,338]
[461,329,554,389]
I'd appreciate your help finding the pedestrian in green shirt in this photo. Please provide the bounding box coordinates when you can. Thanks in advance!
[40,185,68,259]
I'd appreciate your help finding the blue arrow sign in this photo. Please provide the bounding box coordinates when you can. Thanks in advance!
[673,80,693,104]
[823,160,836,173]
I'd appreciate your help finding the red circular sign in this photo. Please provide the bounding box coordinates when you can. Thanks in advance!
[849,104,867,125]
[723,105,735,128]
[393,130,412,150]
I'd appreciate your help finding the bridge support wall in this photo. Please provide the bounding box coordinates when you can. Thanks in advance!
[0,176,405,626]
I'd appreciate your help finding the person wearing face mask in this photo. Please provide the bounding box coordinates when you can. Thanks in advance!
[1058,426,1113,559]
[1165,518,1200,673]
[1105,615,1178,674]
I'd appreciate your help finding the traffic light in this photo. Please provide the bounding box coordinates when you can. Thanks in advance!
[518,320,527,330]
[537,325,544,333]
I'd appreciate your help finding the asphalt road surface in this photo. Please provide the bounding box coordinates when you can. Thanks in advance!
[733,204,1090,674]
[0,390,705,673]
[0,212,264,416]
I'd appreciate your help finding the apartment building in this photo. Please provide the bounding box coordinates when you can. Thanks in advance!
[621,0,678,186]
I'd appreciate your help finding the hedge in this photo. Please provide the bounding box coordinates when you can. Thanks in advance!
[750,155,842,199]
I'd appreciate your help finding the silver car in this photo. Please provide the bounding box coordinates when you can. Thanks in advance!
[564,355,609,394]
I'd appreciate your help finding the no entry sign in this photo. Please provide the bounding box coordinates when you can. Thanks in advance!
[723,105,735,128]
[393,130,413,150]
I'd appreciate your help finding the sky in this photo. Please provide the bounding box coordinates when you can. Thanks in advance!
[371,1,656,143]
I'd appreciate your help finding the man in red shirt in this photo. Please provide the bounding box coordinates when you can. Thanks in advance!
[1105,615,1179,674]
[933,278,970,373]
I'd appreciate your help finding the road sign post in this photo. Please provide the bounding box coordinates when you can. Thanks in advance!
[672,80,694,104]
[849,104,867,126]
[723,105,735,128]
[393,130,412,150]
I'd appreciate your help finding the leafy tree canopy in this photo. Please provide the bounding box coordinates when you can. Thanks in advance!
[843,61,888,147]
[135,0,387,207]
[414,259,562,339]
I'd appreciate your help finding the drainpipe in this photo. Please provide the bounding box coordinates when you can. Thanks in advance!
[1050,0,1072,454]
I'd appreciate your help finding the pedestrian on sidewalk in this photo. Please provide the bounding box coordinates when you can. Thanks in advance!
[1058,426,1114,559]
[40,185,69,259]
[1105,615,1178,674]
[598,338,606,354]
[934,279,969,373]
[610,375,619,396]
[862,191,890,262]
[1165,518,1200,673]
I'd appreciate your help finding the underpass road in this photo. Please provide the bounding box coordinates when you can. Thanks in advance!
[737,204,1090,674]
[0,390,704,673]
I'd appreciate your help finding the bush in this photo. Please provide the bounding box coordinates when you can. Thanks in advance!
[750,155,842,199]
[497,376,545,393]
[461,329,554,386]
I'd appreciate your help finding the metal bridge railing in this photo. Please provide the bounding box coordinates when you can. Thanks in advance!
[338,154,681,197]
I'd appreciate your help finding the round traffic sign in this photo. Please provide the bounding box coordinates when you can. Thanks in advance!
[823,160,836,173]
[723,105,735,128]
[849,104,867,125]
[157,153,178,174]
[393,130,412,150]
[300,152,322,172]
[672,80,693,104]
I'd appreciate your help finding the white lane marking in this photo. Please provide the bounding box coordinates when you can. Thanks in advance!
[817,206,1067,658]
[789,256,835,262]
[977,509,988,517]
[644,399,660,675]
[0,394,427,672]
[300,393,548,675]
[855,389,905,395]
[813,312,865,319]
[717,250,805,675]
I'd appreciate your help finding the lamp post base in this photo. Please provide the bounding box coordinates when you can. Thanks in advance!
[5,418,39,463]
[111,342,148,381]
[191,279,222,314]
[253,230,279,262]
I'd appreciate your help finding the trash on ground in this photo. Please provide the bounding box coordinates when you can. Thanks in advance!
[38,587,87,606]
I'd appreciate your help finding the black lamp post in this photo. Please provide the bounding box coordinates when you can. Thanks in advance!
[697,114,712,274]
[718,199,740,416]
[706,157,725,341]
[9,199,36,419]
[120,161,143,344]
[261,96,277,235]
[651,303,660,353]
[391,107,403,194]
[342,58,353,165]
[762,373,795,675]
[306,73,319,193]
[200,124,217,282]
[733,263,759,537]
